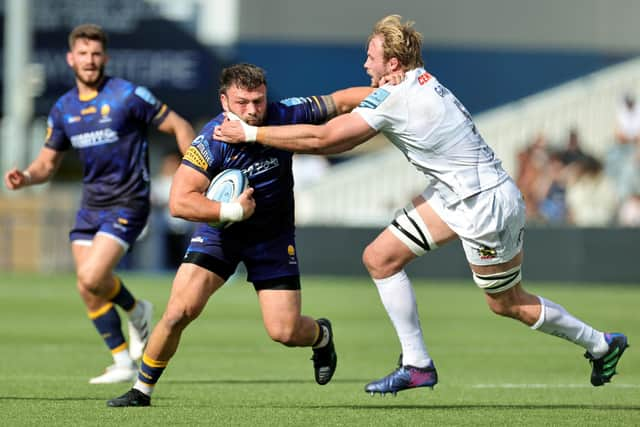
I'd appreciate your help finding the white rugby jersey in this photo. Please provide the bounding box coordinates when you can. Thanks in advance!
[354,68,510,207]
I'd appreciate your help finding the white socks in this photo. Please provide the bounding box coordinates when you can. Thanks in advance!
[531,296,608,357]
[134,380,154,396]
[373,270,431,368]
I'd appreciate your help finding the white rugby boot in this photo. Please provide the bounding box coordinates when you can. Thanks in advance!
[89,362,137,384]
[128,300,153,360]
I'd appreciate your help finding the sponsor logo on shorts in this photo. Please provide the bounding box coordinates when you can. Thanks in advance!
[288,244,297,265]
[191,236,204,243]
[477,246,497,260]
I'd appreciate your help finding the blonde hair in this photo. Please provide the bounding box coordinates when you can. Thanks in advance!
[368,15,424,69]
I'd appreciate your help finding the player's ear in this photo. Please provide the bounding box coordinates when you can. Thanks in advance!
[66,51,74,67]
[220,94,229,112]
[388,57,401,72]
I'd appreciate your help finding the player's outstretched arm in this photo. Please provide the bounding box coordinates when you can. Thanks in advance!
[4,147,64,190]
[157,110,196,155]
[330,87,374,114]
[214,112,378,155]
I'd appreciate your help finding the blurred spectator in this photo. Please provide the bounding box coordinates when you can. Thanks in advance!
[614,93,640,144]
[536,150,567,224]
[565,155,617,226]
[151,151,193,270]
[292,154,331,189]
[606,93,640,200]
[618,193,640,227]
[516,132,550,222]
[559,127,587,166]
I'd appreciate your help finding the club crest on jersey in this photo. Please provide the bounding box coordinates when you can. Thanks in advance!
[358,88,390,109]
[99,104,112,123]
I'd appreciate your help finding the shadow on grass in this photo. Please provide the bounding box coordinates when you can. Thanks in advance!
[0,396,103,402]
[164,378,365,385]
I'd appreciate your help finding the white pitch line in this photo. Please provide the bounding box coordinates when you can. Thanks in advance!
[472,384,640,389]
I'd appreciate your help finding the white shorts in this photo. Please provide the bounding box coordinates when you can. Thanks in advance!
[418,178,525,266]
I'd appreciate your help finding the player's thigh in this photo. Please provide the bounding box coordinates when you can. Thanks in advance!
[72,233,125,281]
[165,262,226,321]
[257,289,302,328]
[366,195,458,275]
[413,195,459,246]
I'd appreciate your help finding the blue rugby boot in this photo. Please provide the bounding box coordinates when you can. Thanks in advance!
[585,332,629,386]
[365,356,438,396]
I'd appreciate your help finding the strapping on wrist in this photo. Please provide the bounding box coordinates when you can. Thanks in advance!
[23,170,32,185]
[219,202,244,223]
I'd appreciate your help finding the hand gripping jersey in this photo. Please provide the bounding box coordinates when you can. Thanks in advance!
[354,68,510,207]
[182,95,335,240]
[45,76,170,210]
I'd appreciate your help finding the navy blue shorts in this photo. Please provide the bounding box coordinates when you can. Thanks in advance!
[183,224,300,289]
[69,207,150,251]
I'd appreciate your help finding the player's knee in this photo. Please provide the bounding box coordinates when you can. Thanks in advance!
[162,305,197,332]
[76,267,106,295]
[266,324,298,347]
[362,243,400,278]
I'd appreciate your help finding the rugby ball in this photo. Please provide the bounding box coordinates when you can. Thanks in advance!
[205,169,248,227]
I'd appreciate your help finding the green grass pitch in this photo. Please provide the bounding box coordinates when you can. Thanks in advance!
[1,272,638,426]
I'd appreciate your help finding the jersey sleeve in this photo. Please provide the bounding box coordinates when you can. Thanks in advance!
[44,103,70,151]
[181,122,224,180]
[127,85,170,126]
[352,87,393,131]
[267,95,336,125]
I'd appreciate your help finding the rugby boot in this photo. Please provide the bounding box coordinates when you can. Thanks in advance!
[365,356,437,396]
[128,300,153,360]
[311,318,337,385]
[585,332,629,386]
[107,388,151,407]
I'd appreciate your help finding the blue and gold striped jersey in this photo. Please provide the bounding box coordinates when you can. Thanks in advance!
[182,95,333,239]
[45,76,170,209]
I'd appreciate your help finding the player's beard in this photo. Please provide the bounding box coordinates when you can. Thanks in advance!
[74,64,105,88]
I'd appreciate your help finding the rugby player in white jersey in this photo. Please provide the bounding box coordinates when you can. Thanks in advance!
[214,15,629,395]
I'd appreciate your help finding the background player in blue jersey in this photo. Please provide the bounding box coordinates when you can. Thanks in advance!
[107,63,374,407]
[3,24,195,384]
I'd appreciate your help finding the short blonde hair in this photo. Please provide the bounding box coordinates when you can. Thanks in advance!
[68,23,108,50]
[368,15,424,69]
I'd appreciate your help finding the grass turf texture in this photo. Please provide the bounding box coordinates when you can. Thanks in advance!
[1,272,638,426]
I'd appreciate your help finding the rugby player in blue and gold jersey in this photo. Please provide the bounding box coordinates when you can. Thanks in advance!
[107,63,375,406]
[3,24,195,384]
